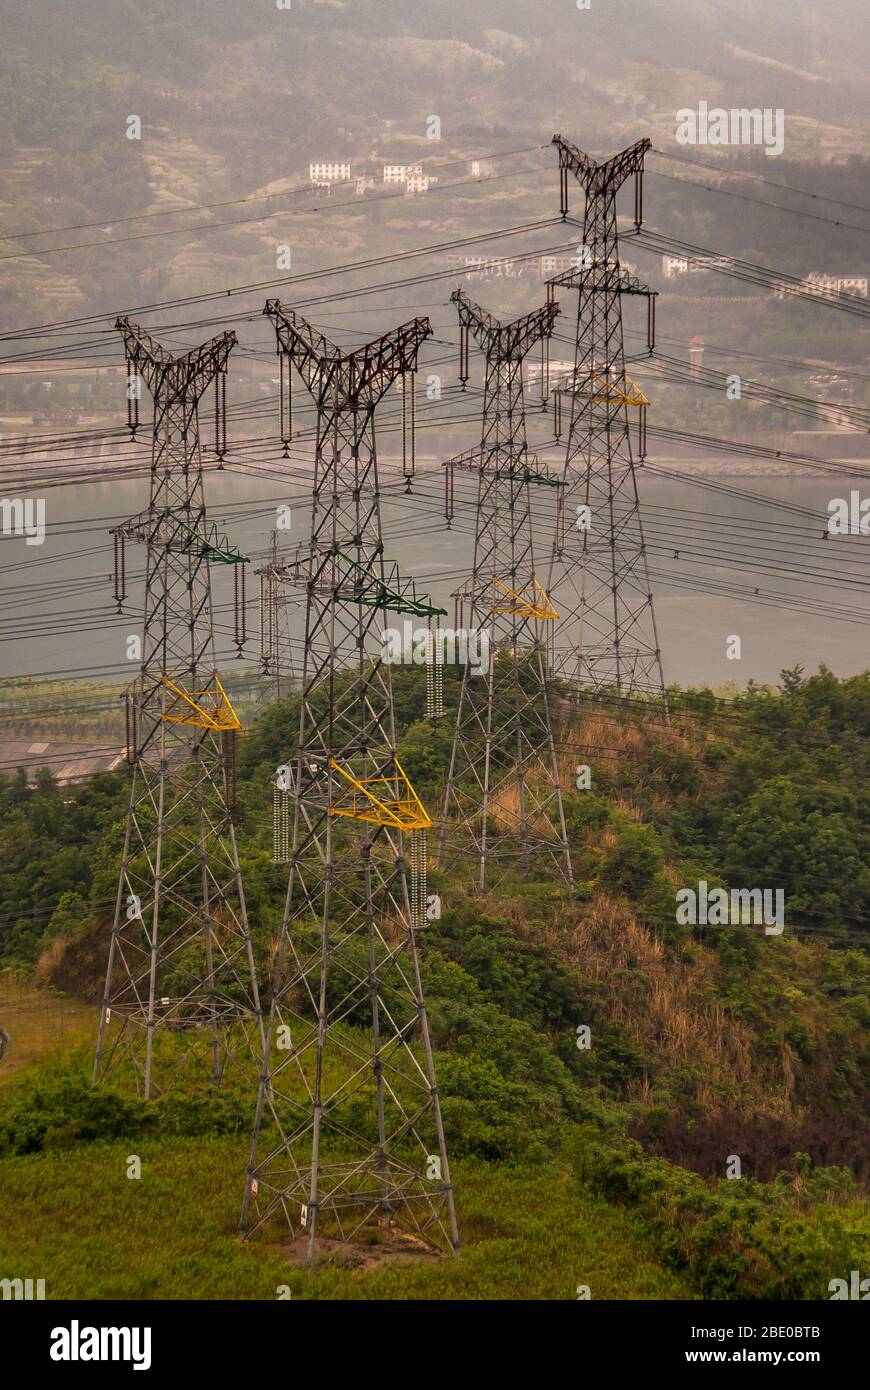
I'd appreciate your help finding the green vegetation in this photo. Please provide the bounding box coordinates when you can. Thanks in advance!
[1,665,869,1299]
[0,1132,692,1301]
[0,768,127,963]
[3,0,870,403]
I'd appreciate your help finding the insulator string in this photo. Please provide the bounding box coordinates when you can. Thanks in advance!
[113,531,126,609]
[279,352,292,456]
[234,564,247,653]
[215,370,227,462]
[444,460,455,528]
[126,359,139,434]
[273,784,290,863]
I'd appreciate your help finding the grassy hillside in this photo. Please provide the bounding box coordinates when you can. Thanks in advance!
[3,0,870,351]
[1,665,869,1298]
[0,1124,694,1300]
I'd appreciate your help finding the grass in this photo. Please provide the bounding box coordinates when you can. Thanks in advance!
[0,1135,694,1300]
[0,987,691,1300]
[0,991,97,1090]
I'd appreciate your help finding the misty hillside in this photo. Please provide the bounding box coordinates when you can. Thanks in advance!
[2,0,870,328]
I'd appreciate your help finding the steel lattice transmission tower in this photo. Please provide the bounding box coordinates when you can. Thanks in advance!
[257,529,297,701]
[439,288,572,891]
[547,134,667,706]
[94,319,263,1099]
[240,301,459,1259]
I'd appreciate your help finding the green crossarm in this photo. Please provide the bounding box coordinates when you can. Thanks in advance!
[116,508,248,565]
[508,463,566,488]
[333,550,446,618]
[446,446,565,489]
[169,513,249,565]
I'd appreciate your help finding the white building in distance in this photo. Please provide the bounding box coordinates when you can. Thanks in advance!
[773,272,868,301]
[309,161,352,185]
[662,254,733,277]
[525,360,576,390]
[384,163,423,184]
[542,254,637,279]
[805,272,868,299]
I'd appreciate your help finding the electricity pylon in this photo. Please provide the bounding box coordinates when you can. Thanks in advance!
[257,529,297,700]
[240,301,459,1260]
[439,288,572,891]
[94,319,263,1099]
[547,134,668,706]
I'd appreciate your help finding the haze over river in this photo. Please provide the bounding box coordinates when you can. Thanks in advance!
[3,464,868,694]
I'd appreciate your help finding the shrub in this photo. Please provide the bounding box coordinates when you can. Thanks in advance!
[573,1130,867,1299]
[597,822,665,898]
[630,1104,870,1186]
[0,1062,253,1156]
[0,1069,147,1156]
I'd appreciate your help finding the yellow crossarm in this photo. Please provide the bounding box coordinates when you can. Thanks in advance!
[491,576,559,621]
[328,755,432,830]
[161,674,241,731]
[586,368,649,408]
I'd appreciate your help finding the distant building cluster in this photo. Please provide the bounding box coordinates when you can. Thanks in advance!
[542,254,638,278]
[446,254,526,280]
[382,164,438,194]
[305,153,495,196]
[661,254,869,302]
[662,254,734,277]
[307,158,440,195]
[773,272,869,301]
[443,253,641,283]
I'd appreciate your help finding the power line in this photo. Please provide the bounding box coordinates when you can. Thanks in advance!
[651,147,870,219]
[0,152,552,264]
[648,162,870,237]
[0,143,547,244]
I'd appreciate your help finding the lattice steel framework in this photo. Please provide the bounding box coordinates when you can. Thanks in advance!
[240,301,459,1260]
[257,529,297,700]
[439,288,572,891]
[94,320,263,1099]
[547,135,668,705]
